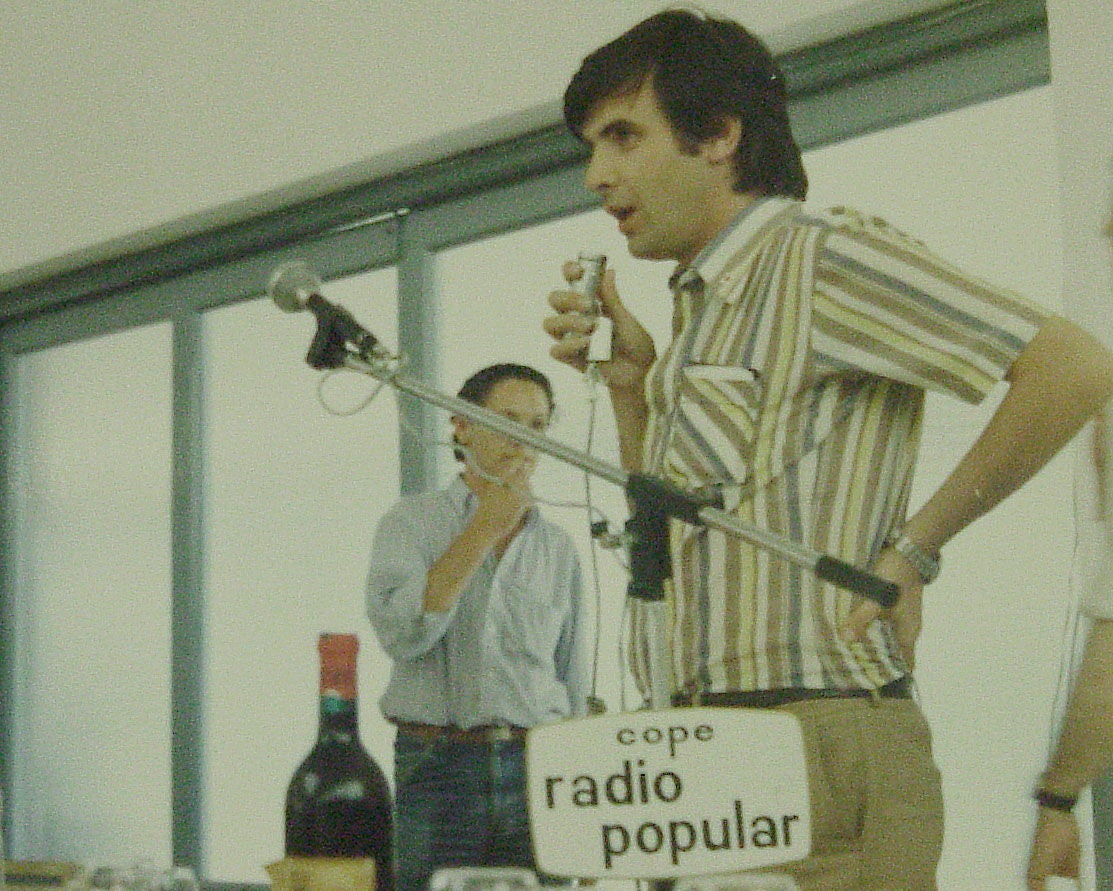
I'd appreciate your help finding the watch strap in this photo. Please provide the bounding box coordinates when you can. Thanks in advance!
[1034,788,1077,813]
[888,531,941,584]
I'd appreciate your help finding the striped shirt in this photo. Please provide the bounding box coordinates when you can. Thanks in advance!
[633,197,1048,697]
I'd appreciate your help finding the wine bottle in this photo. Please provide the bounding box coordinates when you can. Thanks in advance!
[285,633,395,891]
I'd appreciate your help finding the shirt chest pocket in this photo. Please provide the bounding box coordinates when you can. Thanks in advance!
[495,578,567,664]
[488,538,570,658]
[670,363,764,493]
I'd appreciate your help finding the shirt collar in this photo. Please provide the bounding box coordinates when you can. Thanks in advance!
[448,474,472,510]
[670,195,801,303]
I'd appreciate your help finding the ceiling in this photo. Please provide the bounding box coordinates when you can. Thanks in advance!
[0,0,954,284]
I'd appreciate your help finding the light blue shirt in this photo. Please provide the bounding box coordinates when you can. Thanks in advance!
[366,476,589,728]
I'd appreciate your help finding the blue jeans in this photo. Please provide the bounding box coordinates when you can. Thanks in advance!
[393,732,554,891]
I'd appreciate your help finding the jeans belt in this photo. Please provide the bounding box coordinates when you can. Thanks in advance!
[393,721,528,744]
[671,675,913,708]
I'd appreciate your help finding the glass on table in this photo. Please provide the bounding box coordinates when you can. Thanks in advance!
[429,867,538,891]
[79,864,199,891]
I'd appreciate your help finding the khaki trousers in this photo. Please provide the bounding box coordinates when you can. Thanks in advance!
[740,696,944,891]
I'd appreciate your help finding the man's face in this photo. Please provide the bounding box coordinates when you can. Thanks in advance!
[579,81,740,267]
[453,378,551,482]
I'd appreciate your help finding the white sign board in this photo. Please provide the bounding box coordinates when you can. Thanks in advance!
[526,708,810,879]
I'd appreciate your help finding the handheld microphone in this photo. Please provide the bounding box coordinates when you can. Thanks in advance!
[572,253,611,363]
[267,260,381,360]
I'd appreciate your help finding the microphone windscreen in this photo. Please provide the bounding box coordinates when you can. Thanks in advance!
[268,260,322,312]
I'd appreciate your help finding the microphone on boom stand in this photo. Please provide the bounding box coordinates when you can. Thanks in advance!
[267,260,384,369]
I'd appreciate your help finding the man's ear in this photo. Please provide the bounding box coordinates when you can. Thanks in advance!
[703,117,742,166]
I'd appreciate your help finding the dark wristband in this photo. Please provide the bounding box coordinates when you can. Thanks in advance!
[1034,789,1077,812]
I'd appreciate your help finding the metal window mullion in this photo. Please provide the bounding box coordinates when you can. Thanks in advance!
[395,215,440,496]
[171,311,206,871]
[0,348,14,846]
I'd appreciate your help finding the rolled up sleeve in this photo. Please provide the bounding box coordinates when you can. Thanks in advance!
[366,506,454,660]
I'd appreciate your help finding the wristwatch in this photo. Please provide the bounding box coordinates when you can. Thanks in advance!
[887,530,941,584]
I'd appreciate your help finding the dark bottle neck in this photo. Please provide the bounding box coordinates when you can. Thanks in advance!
[318,693,360,741]
[316,632,361,740]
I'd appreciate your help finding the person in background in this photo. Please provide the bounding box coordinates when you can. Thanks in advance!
[543,10,1113,889]
[366,362,587,891]
[1027,216,1113,890]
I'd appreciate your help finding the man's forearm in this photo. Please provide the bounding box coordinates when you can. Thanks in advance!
[609,383,649,472]
[905,316,1113,553]
[1041,619,1113,798]
[423,517,502,612]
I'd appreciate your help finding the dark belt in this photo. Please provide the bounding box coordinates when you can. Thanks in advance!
[393,720,528,744]
[672,675,913,708]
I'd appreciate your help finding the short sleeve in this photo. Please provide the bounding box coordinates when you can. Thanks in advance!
[812,206,1049,404]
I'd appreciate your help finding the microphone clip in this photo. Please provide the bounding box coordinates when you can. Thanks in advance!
[304,295,380,369]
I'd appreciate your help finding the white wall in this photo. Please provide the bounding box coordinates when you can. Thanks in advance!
[1048,0,1113,334]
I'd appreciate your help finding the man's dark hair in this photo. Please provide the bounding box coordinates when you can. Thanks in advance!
[564,8,807,200]
[453,363,554,461]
